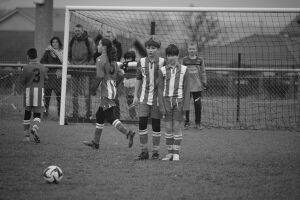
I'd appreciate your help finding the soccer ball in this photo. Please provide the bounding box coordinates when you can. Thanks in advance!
[43,165,63,183]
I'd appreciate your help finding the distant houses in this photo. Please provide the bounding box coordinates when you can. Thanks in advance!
[0,7,299,67]
[280,14,300,39]
[0,7,64,63]
[202,34,300,69]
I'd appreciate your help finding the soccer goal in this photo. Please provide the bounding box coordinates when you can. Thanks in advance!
[59,6,300,130]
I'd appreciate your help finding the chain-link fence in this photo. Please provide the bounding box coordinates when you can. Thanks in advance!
[1,64,299,130]
[203,69,299,130]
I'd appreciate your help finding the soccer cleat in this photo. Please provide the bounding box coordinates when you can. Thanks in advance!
[184,121,190,130]
[172,154,180,161]
[151,152,160,160]
[22,136,30,142]
[161,154,173,161]
[83,140,99,149]
[126,130,136,148]
[31,129,40,143]
[195,124,204,130]
[135,151,149,160]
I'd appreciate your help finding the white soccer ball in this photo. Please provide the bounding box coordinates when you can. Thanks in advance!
[43,165,63,183]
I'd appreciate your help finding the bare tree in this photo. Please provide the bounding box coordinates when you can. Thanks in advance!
[186,10,227,51]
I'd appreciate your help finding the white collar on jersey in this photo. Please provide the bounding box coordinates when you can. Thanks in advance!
[166,62,180,70]
[146,55,159,64]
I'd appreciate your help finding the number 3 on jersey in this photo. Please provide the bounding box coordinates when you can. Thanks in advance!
[33,68,40,83]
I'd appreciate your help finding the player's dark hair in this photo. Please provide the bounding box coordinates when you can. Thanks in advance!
[101,38,117,63]
[132,40,146,57]
[145,37,161,48]
[27,48,37,59]
[50,36,63,49]
[165,44,179,56]
[94,33,103,46]
[101,38,117,74]
[124,51,136,61]
[75,24,83,29]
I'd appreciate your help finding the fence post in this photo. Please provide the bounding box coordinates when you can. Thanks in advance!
[150,21,156,35]
[236,53,241,123]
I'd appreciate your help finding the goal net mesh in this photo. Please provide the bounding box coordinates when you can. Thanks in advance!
[56,7,300,129]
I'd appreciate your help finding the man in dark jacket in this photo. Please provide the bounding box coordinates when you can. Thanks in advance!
[69,24,96,120]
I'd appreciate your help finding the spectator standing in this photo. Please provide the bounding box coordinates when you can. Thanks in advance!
[40,36,64,117]
[68,24,96,119]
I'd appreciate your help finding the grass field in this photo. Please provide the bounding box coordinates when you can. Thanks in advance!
[0,117,299,200]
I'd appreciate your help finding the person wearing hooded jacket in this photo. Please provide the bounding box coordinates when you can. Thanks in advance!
[68,24,96,120]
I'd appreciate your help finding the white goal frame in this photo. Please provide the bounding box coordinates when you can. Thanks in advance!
[59,6,300,125]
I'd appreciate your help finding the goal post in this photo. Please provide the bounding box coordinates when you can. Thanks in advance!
[60,7,70,125]
[59,6,300,129]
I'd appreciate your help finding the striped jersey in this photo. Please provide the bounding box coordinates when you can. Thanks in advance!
[136,56,165,105]
[96,54,123,100]
[182,56,207,92]
[21,61,47,107]
[158,63,191,111]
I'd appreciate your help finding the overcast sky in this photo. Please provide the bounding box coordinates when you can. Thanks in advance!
[1,0,300,9]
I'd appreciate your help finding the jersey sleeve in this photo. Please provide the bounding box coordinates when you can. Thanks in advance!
[116,64,124,86]
[183,68,191,111]
[136,61,143,80]
[157,69,166,113]
[200,58,207,85]
[20,67,27,86]
[96,58,105,79]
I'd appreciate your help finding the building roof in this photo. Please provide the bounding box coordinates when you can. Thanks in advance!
[0,7,65,63]
[0,31,64,63]
[0,7,65,31]
[202,34,300,68]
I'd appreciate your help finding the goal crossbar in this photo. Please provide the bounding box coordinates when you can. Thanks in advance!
[66,6,300,13]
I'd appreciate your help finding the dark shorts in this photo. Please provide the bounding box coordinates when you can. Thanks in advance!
[164,98,184,122]
[138,103,161,119]
[25,106,45,114]
[96,106,116,124]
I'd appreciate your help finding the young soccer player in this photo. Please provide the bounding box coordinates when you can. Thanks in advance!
[158,44,190,161]
[121,51,137,118]
[83,38,136,149]
[133,37,165,160]
[182,41,207,130]
[20,48,48,143]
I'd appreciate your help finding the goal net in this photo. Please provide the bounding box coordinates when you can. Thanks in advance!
[58,6,300,130]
